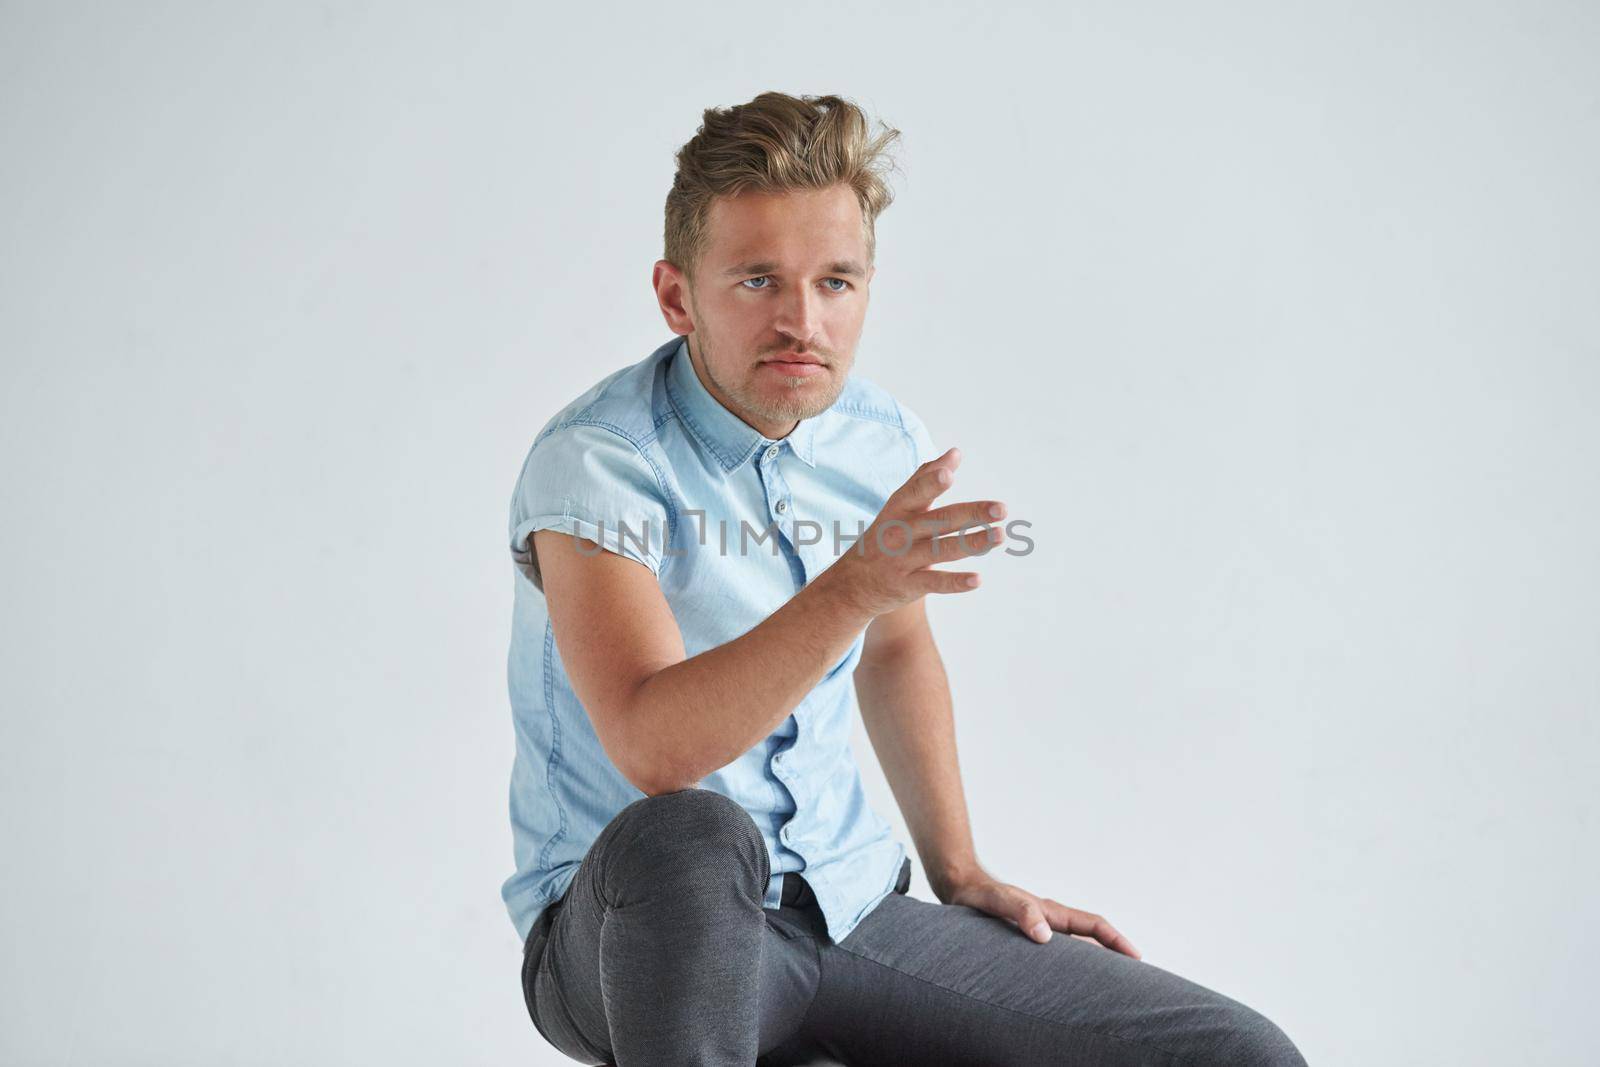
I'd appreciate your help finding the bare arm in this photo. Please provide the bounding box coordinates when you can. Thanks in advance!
[535,446,1002,797]
[536,526,873,795]
[854,598,985,901]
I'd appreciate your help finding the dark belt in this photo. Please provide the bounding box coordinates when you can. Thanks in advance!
[780,871,814,907]
[780,856,910,909]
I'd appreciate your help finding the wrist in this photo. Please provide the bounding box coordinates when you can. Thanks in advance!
[928,856,987,901]
[806,563,879,630]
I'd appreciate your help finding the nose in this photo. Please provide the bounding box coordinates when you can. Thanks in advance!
[772,280,820,346]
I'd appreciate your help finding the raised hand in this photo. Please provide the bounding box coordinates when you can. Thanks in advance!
[816,446,1006,619]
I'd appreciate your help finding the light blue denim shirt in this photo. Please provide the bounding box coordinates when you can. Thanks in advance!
[501,335,939,945]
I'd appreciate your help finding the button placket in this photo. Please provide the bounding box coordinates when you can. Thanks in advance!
[772,732,805,852]
[754,442,792,525]
[767,466,794,524]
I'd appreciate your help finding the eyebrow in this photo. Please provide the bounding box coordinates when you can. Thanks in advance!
[720,260,867,278]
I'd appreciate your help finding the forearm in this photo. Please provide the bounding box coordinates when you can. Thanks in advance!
[854,641,983,900]
[627,574,874,795]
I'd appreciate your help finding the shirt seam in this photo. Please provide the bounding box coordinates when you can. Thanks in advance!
[534,355,656,444]
[535,617,570,871]
[828,400,905,429]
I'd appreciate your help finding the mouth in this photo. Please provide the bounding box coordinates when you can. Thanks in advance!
[762,352,828,377]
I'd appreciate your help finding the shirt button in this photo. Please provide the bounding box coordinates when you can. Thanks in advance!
[775,499,789,514]
[765,444,780,460]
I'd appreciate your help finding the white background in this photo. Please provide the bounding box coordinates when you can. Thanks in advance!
[3,2,1595,1064]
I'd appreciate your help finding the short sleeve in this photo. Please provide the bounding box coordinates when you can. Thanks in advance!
[509,423,672,592]
[896,399,941,481]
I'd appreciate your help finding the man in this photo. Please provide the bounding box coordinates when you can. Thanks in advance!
[503,91,1307,1066]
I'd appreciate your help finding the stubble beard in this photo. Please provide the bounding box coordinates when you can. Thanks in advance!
[689,310,849,428]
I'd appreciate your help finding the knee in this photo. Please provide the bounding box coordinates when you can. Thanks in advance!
[1210,1005,1307,1067]
[608,788,768,892]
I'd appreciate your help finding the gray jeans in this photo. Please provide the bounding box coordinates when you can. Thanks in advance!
[520,789,1308,1066]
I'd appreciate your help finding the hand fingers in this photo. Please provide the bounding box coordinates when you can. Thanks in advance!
[909,500,1007,539]
[913,523,1004,568]
[873,508,1001,559]
[912,567,982,595]
[1041,901,1142,960]
[897,447,962,509]
[1018,900,1053,943]
[877,447,1007,599]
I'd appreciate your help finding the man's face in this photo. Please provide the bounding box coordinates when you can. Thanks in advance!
[654,183,875,440]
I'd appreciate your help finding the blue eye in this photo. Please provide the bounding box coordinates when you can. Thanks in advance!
[740,276,852,292]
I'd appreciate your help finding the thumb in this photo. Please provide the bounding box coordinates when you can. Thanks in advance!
[1020,904,1052,943]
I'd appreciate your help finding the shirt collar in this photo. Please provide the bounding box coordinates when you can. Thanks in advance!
[664,336,820,472]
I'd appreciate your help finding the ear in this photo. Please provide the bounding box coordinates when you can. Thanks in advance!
[652,259,696,334]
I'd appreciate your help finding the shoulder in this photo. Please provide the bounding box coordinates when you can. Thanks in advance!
[829,371,906,430]
[830,371,939,471]
[528,338,676,455]
[508,343,680,581]
[509,341,679,536]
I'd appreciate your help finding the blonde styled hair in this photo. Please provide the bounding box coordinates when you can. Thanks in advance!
[664,92,903,282]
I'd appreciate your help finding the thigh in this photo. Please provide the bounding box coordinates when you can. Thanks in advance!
[800,892,1306,1067]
